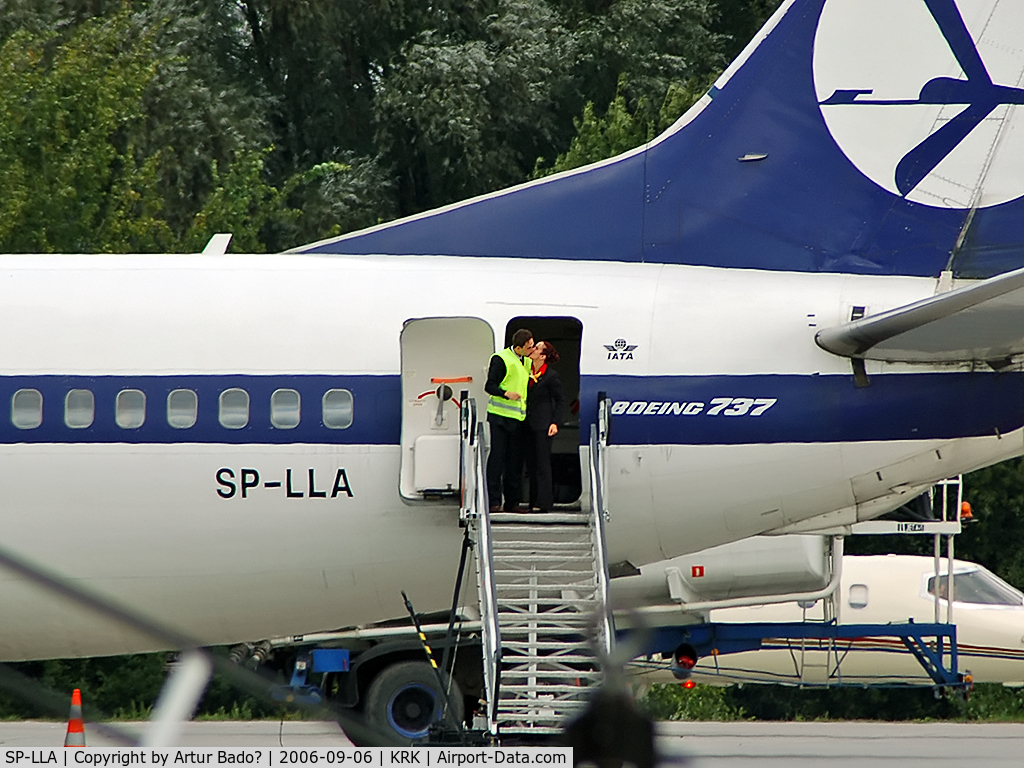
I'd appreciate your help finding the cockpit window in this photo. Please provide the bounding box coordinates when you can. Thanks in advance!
[927,570,1024,606]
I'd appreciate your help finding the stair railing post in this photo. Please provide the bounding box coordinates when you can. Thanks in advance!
[589,397,615,656]
[459,395,476,523]
[471,418,502,736]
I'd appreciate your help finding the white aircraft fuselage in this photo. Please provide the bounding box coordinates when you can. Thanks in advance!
[0,253,1019,660]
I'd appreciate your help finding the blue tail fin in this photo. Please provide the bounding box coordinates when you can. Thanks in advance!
[296,0,1024,279]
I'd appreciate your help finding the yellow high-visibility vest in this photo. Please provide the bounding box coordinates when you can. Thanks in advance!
[487,347,531,421]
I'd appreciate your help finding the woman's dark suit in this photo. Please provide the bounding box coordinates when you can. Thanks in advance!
[524,366,566,511]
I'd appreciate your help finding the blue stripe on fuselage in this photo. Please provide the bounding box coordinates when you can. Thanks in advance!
[581,372,1024,445]
[0,371,1018,446]
[0,375,401,445]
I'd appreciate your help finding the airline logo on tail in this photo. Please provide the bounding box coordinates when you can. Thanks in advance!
[814,0,1024,209]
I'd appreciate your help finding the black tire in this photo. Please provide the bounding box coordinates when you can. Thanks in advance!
[362,661,465,743]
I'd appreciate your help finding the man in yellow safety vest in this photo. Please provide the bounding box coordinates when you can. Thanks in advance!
[485,328,534,512]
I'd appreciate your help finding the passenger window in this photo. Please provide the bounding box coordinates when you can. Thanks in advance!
[322,389,353,429]
[65,389,95,429]
[116,389,146,429]
[219,388,249,429]
[11,388,42,429]
[167,389,198,429]
[848,583,869,610]
[271,388,301,429]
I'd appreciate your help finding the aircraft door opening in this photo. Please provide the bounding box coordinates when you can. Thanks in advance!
[506,317,583,506]
[399,317,494,501]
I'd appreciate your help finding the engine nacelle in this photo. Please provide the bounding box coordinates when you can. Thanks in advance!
[612,534,830,606]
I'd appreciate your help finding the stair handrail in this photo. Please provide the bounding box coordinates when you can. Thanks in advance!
[461,399,502,735]
[589,397,615,655]
[459,395,477,522]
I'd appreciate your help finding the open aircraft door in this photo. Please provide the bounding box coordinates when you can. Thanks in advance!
[399,317,494,500]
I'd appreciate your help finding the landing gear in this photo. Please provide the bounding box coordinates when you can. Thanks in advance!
[363,661,465,743]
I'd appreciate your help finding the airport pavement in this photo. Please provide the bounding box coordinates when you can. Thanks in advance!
[657,721,1024,767]
[0,720,1022,766]
[0,720,352,746]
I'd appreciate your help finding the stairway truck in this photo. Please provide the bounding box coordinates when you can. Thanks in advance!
[253,633,484,745]
[612,535,831,608]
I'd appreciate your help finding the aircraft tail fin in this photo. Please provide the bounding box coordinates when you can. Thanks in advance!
[296,0,1024,279]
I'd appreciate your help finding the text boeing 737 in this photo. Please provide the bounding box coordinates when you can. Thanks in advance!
[2,0,1024,701]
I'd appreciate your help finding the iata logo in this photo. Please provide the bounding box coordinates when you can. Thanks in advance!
[604,338,638,360]
[814,0,1024,209]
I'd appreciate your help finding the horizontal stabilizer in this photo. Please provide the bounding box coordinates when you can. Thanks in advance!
[815,266,1024,364]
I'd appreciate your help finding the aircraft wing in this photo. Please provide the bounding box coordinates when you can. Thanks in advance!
[815,265,1024,364]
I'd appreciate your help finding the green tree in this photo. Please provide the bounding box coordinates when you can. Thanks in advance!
[713,0,784,60]
[374,0,724,214]
[0,4,375,253]
[560,0,724,116]
[0,13,174,252]
[374,0,579,211]
[533,72,717,177]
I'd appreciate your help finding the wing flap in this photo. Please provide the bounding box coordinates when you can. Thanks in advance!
[816,265,1024,363]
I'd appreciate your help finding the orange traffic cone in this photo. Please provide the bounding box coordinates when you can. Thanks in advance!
[64,689,85,747]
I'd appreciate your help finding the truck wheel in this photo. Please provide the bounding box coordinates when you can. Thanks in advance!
[363,661,464,742]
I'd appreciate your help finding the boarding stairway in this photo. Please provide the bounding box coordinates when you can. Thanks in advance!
[459,396,614,739]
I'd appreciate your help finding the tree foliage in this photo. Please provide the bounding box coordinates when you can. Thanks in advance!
[0,0,788,252]
[0,12,169,252]
[0,1,388,253]
[639,680,1024,723]
[532,72,717,177]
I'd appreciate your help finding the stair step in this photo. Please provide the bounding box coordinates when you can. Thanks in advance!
[497,704,593,708]
[501,659,600,669]
[493,557,598,569]
[495,578,595,586]
[497,611,597,619]
[499,684,595,693]
[492,539,592,549]
[497,601,595,610]
[499,619,594,629]
[501,671,601,680]
[497,593,597,601]
[492,541,591,549]
[498,700,589,710]
[491,525,590,535]
[499,620,596,628]
[494,568,594,577]
[497,598,598,606]
[490,513,589,524]
[502,640,592,650]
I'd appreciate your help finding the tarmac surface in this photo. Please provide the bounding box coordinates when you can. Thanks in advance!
[0,720,1022,766]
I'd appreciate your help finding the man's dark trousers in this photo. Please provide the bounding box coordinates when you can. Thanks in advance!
[487,413,525,510]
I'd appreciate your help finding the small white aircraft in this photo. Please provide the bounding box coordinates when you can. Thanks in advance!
[623,539,1024,688]
[2,0,1024,738]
